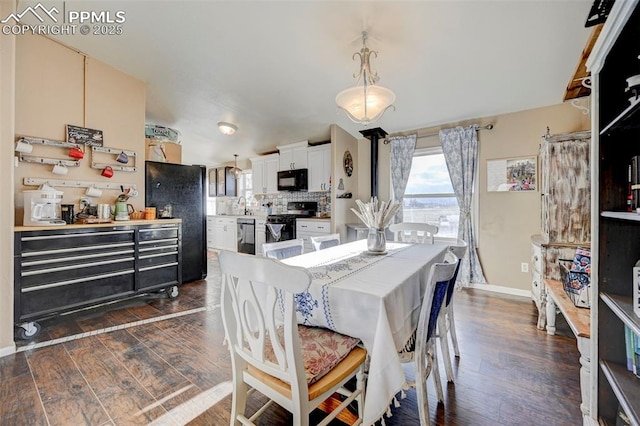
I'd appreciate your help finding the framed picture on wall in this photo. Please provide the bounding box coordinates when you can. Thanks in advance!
[487,156,537,192]
[66,124,103,147]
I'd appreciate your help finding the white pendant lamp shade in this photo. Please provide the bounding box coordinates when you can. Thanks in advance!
[218,122,237,135]
[335,31,395,125]
[335,85,396,126]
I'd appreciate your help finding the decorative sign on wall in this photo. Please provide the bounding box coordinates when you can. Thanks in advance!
[66,125,104,147]
[343,150,353,177]
[487,156,537,192]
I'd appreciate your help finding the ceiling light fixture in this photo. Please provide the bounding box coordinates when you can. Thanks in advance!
[335,31,396,126]
[230,154,242,179]
[218,121,237,135]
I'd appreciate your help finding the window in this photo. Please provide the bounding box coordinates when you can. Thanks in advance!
[402,147,460,238]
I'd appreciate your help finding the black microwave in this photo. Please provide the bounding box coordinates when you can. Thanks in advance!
[277,168,308,191]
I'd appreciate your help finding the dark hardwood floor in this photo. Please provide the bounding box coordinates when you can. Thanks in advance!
[1,253,583,425]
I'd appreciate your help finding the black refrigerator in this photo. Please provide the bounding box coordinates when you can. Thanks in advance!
[145,161,207,283]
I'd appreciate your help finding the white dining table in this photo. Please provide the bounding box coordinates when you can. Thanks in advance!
[282,239,449,425]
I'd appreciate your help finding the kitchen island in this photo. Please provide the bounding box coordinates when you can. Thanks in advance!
[14,219,182,339]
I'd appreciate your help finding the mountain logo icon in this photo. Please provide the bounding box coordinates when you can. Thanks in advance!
[1,3,59,24]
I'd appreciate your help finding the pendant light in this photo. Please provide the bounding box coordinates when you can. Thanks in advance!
[335,31,396,125]
[230,154,242,179]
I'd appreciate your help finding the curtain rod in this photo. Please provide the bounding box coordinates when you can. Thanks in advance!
[384,124,494,144]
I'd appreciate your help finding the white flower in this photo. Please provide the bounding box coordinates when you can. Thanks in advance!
[350,197,401,230]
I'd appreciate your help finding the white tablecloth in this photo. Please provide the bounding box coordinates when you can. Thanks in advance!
[282,239,448,425]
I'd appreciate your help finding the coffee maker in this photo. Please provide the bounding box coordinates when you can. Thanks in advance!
[23,188,65,226]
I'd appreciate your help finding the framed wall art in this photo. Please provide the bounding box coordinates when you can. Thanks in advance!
[487,156,537,192]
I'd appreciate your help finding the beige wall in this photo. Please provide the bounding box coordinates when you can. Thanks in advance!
[330,124,359,241]
[14,35,146,225]
[0,0,17,354]
[363,99,590,292]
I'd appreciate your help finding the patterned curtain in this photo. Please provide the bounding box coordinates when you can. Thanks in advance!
[389,134,417,223]
[439,126,486,286]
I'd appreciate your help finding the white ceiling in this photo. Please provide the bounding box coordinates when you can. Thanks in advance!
[44,0,593,166]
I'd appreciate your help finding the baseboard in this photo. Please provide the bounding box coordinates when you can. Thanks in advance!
[0,343,16,358]
[468,283,531,298]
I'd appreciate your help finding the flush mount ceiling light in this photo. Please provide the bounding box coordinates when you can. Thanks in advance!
[218,121,237,135]
[230,154,242,179]
[335,31,396,126]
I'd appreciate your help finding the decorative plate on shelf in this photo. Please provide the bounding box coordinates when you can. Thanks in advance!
[343,150,353,177]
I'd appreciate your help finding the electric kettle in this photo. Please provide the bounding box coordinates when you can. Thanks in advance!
[114,202,134,221]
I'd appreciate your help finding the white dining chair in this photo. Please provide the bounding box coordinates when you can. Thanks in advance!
[389,222,439,244]
[218,250,367,426]
[437,240,468,383]
[310,233,341,251]
[398,251,458,425]
[262,239,304,260]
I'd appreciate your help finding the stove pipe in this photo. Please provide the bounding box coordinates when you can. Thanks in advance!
[359,127,388,198]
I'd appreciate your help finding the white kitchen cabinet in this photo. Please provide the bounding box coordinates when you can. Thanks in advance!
[206,216,216,249]
[277,141,308,171]
[251,153,279,194]
[307,144,331,192]
[213,217,237,252]
[255,218,266,256]
[296,219,331,253]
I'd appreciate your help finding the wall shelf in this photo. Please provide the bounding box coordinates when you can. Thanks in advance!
[91,146,136,157]
[91,162,137,172]
[600,360,640,424]
[18,136,81,149]
[600,98,640,135]
[601,211,640,221]
[90,146,137,172]
[24,177,137,191]
[19,155,80,167]
[601,293,640,336]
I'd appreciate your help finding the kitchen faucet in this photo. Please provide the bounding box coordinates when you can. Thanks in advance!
[237,196,248,215]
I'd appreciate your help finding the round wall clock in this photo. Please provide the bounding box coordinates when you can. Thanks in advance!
[343,150,353,177]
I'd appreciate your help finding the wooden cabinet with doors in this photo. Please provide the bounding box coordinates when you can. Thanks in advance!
[251,153,279,194]
[587,1,640,424]
[307,144,331,192]
[532,130,590,329]
[277,141,308,171]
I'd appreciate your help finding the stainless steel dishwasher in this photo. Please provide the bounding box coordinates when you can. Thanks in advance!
[237,217,256,255]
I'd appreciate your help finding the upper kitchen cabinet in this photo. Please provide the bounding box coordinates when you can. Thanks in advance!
[216,167,237,197]
[251,153,279,194]
[277,141,308,171]
[307,144,331,192]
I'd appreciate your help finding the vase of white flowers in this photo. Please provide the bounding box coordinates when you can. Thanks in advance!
[366,228,386,253]
[351,198,401,253]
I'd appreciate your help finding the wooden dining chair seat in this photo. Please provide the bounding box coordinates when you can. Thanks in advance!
[389,222,439,244]
[310,233,341,251]
[263,238,305,260]
[219,250,367,426]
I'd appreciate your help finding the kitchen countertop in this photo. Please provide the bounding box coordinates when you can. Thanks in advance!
[15,218,182,232]
[208,214,330,221]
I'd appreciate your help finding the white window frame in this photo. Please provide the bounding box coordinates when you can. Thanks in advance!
[394,146,479,244]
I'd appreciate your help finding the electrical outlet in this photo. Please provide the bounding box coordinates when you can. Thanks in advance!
[521,262,529,273]
[80,198,91,210]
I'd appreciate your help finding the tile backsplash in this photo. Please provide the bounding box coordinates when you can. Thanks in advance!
[212,192,330,216]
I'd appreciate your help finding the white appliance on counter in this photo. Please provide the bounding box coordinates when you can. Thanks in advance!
[23,188,65,226]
